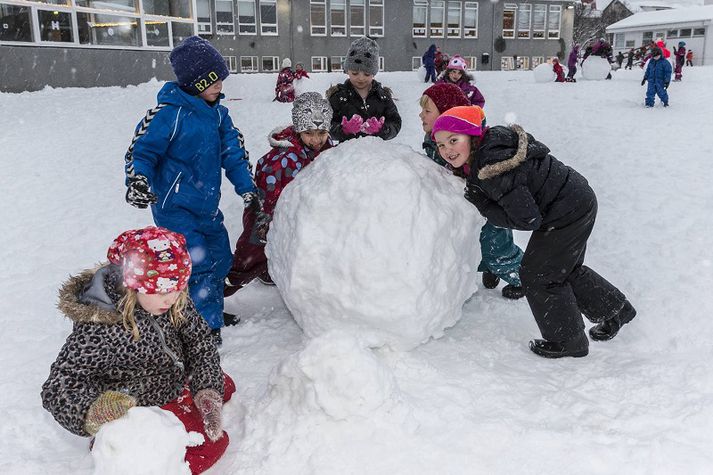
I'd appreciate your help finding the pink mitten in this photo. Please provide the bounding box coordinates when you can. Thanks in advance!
[361,116,385,135]
[341,115,364,135]
[194,389,224,442]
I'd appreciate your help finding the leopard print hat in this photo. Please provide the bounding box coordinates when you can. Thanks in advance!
[292,92,333,133]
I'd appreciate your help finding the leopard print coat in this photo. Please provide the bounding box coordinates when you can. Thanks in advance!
[41,265,224,437]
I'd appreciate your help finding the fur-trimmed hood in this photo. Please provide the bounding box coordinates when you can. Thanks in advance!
[268,125,299,148]
[476,124,550,180]
[57,265,124,324]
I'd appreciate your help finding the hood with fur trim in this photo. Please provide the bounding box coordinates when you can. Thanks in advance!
[476,124,550,180]
[268,125,302,149]
[57,265,124,325]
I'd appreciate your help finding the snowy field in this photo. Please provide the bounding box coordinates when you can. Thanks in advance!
[1,64,713,474]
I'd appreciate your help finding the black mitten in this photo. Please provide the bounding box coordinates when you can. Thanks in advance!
[126,175,157,209]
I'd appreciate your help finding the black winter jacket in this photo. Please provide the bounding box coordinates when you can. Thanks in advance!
[41,265,224,436]
[327,79,401,142]
[465,125,595,231]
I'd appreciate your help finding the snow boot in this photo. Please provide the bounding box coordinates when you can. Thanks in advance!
[258,271,275,286]
[223,312,240,327]
[529,332,589,358]
[482,271,500,289]
[501,284,525,300]
[211,329,222,346]
[589,301,637,341]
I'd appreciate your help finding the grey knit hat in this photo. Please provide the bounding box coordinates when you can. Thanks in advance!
[292,92,333,133]
[343,36,380,76]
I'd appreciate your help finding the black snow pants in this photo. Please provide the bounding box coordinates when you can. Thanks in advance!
[519,197,627,342]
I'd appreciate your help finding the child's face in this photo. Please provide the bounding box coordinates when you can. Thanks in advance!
[434,131,471,169]
[300,129,330,150]
[347,70,374,91]
[296,64,303,71]
[448,69,463,82]
[419,96,440,134]
[137,291,182,316]
[198,80,223,102]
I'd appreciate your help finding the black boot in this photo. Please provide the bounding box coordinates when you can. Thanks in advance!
[258,271,275,286]
[589,301,637,341]
[529,332,589,358]
[223,312,241,327]
[501,285,525,300]
[482,271,500,289]
[211,328,222,346]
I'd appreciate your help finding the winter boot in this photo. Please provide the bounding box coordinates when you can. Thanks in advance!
[501,285,525,300]
[211,328,222,346]
[589,301,637,341]
[224,277,240,297]
[223,312,240,327]
[529,332,589,358]
[258,271,275,286]
[482,271,500,289]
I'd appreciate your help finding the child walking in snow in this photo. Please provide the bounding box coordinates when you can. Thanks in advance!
[641,47,672,108]
[275,58,296,102]
[327,36,401,142]
[685,49,693,66]
[122,36,263,343]
[431,106,636,358]
[41,227,236,474]
[225,92,334,296]
[436,55,485,107]
[673,41,686,81]
[419,83,524,299]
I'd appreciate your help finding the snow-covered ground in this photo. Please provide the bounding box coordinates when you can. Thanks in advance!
[2,64,713,474]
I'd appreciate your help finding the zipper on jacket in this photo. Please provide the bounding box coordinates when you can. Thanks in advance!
[146,314,184,372]
[161,171,182,209]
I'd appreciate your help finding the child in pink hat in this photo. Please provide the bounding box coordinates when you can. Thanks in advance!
[435,55,485,107]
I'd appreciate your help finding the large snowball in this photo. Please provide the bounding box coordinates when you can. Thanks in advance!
[581,56,612,80]
[266,137,482,350]
[92,406,204,475]
[533,63,556,83]
[293,76,318,96]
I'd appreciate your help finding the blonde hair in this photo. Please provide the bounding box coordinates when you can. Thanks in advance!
[418,95,431,108]
[118,288,189,341]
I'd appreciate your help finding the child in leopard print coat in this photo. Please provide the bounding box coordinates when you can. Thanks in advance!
[41,226,235,475]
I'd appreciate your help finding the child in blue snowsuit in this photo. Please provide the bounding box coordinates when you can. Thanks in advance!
[123,36,260,341]
[642,47,672,107]
[422,44,437,83]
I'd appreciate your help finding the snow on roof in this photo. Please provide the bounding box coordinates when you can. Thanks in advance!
[598,0,703,12]
[607,4,713,30]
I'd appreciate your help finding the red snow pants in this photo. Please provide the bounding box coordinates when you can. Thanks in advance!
[161,373,237,474]
[225,207,269,297]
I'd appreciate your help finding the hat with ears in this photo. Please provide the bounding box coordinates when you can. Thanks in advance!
[431,106,487,140]
[343,36,380,76]
[422,83,470,114]
[170,36,229,96]
[282,57,292,69]
[447,55,468,71]
[292,92,333,133]
[107,226,192,294]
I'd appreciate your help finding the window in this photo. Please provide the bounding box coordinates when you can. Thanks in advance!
[369,0,383,37]
[516,56,529,69]
[679,28,691,38]
[237,0,256,34]
[502,4,515,39]
[310,0,326,35]
[547,5,560,39]
[75,0,137,12]
[531,56,545,67]
[501,56,514,70]
[77,12,140,46]
[171,21,193,44]
[262,55,278,71]
[667,29,678,38]
[517,3,530,39]
[350,0,365,36]
[413,0,427,37]
[260,0,277,35]
[412,56,422,70]
[311,56,328,72]
[614,33,624,48]
[378,55,384,71]
[625,40,635,47]
[240,55,258,72]
[532,4,545,39]
[642,31,653,43]
[225,55,238,73]
[0,4,31,42]
[38,10,73,42]
[216,0,235,34]
[447,1,461,37]
[196,0,212,34]
[145,21,170,47]
[330,56,345,71]
[463,56,476,70]
[693,28,705,37]
[330,0,346,36]
[430,0,444,37]
[143,0,190,18]
[463,2,477,38]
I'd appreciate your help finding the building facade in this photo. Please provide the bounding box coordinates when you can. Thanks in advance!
[1,0,575,92]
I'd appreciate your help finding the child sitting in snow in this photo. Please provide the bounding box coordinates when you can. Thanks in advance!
[552,58,566,82]
[436,55,485,108]
[41,226,235,475]
[225,92,334,296]
[327,36,401,142]
[419,83,524,299]
[274,58,296,102]
[122,36,263,343]
[431,106,636,359]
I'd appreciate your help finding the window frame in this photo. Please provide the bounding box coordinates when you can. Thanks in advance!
[463,55,476,70]
[259,0,277,35]
[224,55,238,73]
[378,55,384,71]
[236,0,256,35]
[463,1,477,38]
[261,55,279,71]
[330,0,346,37]
[310,0,326,36]
[196,0,212,35]
[430,0,445,38]
[368,0,383,37]
[216,0,236,35]
[532,3,545,39]
[329,55,345,71]
[502,3,516,39]
[411,56,422,70]
[349,0,365,36]
[240,55,259,72]
[412,0,427,38]
[517,3,530,39]
[446,1,461,38]
[547,4,560,39]
[311,55,328,72]
[501,56,515,70]
[693,27,705,37]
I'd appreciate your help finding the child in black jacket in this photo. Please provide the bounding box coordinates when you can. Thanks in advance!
[431,106,636,358]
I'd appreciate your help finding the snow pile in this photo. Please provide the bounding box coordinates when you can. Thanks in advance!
[533,63,556,83]
[581,56,612,80]
[92,407,203,475]
[293,76,320,96]
[266,137,482,350]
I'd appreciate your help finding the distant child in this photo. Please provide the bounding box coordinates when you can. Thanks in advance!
[566,44,580,81]
[294,62,310,80]
[685,49,693,66]
[41,227,235,474]
[552,58,565,82]
[436,55,485,107]
[123,36,260,342]
[275,57,296,102]
[419,83,524,299]
[625,49,634,70]
[327,36,401,142]
[431,106,636,358]
[673,41,686,81]
[641,46,672,108]
[422,44,438,83]
[225,92,334,296]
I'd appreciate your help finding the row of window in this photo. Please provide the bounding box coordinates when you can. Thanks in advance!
[501,55,558,70]
[198,0,277,36]
[411,55,478,70]
[613,28,706,49]
[310,0,384,37]
[502,3,561,40]
[227,54,386,73]
[413,1,479,38]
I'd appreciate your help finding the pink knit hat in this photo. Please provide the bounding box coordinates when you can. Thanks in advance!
[431,106,486,140]
[447,55,468,71]
[107,226,192,294]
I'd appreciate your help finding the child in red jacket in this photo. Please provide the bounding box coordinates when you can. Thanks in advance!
[552,58,566,82]
[225,92,334,296]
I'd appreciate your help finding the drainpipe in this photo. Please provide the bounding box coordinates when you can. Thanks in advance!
[288,0,295,63]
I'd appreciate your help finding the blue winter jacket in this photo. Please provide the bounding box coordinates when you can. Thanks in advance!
[644,57,672,86]
[422,45,437,68]
[126,82,255,217]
